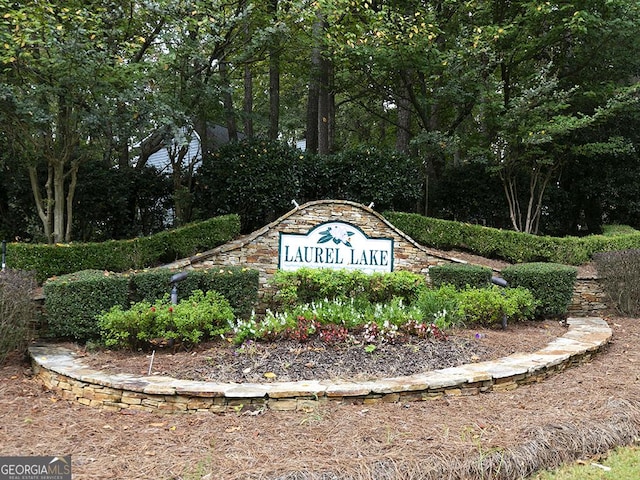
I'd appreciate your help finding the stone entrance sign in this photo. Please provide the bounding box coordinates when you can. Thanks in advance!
[181,200,454,301]
[279,221,394,273]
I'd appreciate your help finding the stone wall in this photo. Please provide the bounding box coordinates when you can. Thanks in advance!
[170,199,609,316]
[569,277,610,317]
[180,200,456,296]
[29,317,612,413]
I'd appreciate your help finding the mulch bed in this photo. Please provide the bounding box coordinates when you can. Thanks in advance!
[72,320,566,383]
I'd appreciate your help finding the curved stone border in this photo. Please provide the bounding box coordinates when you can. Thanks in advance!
[30,317,611,413]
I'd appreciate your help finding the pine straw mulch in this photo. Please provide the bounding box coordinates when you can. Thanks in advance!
[2,316,640,480]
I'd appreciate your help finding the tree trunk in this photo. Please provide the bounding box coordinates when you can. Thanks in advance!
[318,54,330,154]
[243,63,254,138]
[268,0,280,140]
[219,61,238,142]
[396,93,412,154]
[305,13,323,154]
[52,160,65,243]
[28,165,52,243]
[64,161,79,243]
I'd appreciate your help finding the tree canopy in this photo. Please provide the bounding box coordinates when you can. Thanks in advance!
[1,0,639,242]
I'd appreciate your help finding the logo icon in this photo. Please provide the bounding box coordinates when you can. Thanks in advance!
[317,225,354,247]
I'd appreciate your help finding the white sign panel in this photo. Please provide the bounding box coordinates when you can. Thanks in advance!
[278,221,394,273]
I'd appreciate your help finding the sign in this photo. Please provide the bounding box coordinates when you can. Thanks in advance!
[1,456,71,480]
[278,221,394,273]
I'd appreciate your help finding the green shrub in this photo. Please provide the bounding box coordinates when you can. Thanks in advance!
[195,138,303,233]
[501,263,577,317]
[594,249,640,316]
[99,290,234,349]
[198,267,259,319]
[6,214,240,282]
[429,263,492,289]
[131,267,258,319]
[44,270,130,341]
[412,284,464,328]
[271,268,427,308]
[0,270,37,364]
[458,286,537,326]
[384,211,640,265]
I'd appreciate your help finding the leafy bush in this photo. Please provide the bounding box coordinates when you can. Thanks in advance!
[594,249,640,315]
[429,263,492,289]
[271,268,427,309]
[458,286,537,326]
[0,270,37,364]
[501,263,577,317]
[195,138,302,233]
[299,147,423,213]
[99,290,234,349]
[44,270,130,341]
[412,284,464,328]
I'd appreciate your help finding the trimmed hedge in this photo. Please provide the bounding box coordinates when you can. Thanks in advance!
[429,263,492,289]
[44,270,130,341]
[501,263,577,318]
[384,211,640,265]
[6,214,240,283]
[44,267,259,342]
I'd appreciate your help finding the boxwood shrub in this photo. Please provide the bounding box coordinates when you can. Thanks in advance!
[384,211,640,266]
[44,266,259,342]
[44,270,130,341]
[501,263,577,318]
[6,214,240,282]
[429,263,492,289]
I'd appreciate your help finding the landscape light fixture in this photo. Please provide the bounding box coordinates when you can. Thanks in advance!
[170,271,189,304]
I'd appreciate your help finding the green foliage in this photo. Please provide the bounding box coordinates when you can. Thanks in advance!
[195,138,302,233]
[198,267,259,319]
[593,250,640,316]
[458,286,537,326]
[0,270,37,364]
[44,270,130,342]
[42,266,258,343]
[99,290,234,350]
[299,147,423,213]
[271,268,427,308]
[131,267,258,319]
[6,215,240,282]
[429,263,492,289]
[385,211,640,266]
[501,263,577,317]
[600,225,638,237]
[412,285,464,329]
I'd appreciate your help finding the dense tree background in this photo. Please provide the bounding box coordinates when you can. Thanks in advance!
[1,0,639,241]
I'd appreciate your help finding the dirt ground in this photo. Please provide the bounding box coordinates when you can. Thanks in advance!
[2,316,640,480]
